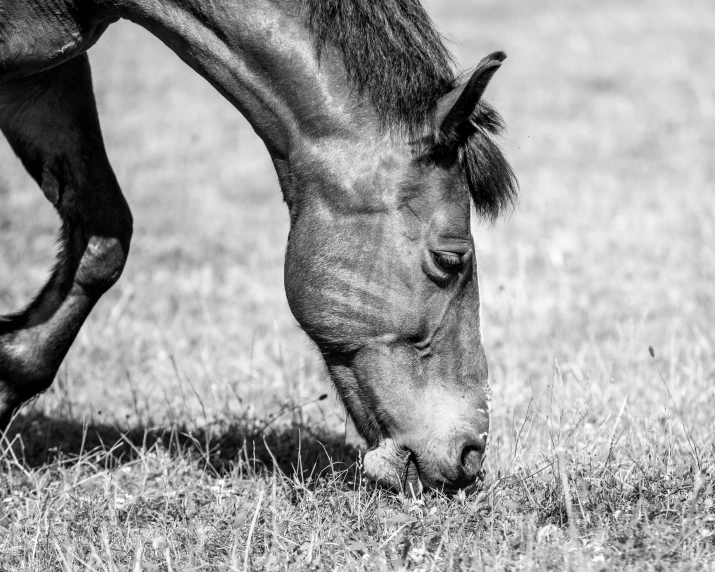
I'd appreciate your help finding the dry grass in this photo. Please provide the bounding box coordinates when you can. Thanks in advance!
[1,0,714,569]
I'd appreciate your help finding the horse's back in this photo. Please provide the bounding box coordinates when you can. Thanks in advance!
[0,0,113,80]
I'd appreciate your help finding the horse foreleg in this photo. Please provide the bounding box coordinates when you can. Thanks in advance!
[0,54,133,428]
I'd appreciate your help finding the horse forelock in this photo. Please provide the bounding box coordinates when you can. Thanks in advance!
[457,102,519,222]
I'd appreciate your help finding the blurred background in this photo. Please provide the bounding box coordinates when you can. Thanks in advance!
[0,0,713,468]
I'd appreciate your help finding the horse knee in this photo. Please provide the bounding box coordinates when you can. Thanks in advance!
[75,231,132,295]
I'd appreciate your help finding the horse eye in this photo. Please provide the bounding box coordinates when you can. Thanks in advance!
[432,251,464,272]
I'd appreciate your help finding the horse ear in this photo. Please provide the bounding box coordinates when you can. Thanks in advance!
[433,51,507,155]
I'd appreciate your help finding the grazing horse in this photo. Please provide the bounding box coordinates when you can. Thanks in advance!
[0,0,517,492]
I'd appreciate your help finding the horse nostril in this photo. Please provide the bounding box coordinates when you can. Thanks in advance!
[460,438,486,481]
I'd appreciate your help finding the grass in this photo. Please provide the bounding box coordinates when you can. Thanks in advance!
[1,0,714,569]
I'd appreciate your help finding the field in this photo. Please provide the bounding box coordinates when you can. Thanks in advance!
[1,0,714,569]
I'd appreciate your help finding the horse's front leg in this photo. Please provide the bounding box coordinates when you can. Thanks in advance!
[0,54,133,428]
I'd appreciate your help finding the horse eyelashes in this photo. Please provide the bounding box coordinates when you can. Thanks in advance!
[433,251,463,271]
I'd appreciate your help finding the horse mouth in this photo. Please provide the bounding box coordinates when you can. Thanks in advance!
[432,463,486,496]
[400,450,423,495]
[363,440,485,495]
[363,440,422,494]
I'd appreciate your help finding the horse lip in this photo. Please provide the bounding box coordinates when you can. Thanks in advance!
[363,439,422,493]
[457,477,484,497]
[433,471,485,496]
[429,451,487,495]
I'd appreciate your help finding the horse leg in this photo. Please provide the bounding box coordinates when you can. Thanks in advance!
[0,54,133,428]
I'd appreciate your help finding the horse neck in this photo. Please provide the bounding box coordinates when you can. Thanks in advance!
[106,0,381,164]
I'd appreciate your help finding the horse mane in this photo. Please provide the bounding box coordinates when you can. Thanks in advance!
[303,0,455,130]
[301,0,517,221]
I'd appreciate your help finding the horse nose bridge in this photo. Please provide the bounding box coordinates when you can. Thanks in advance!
[423,322,489,383]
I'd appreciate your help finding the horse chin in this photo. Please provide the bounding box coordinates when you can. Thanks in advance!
[363,438,423,495]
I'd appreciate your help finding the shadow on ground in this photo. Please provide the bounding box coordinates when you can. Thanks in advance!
[2,409,361,480]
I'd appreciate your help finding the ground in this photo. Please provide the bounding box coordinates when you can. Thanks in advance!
[1,0,714,569]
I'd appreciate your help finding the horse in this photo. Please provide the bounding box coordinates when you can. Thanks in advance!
[0,0,517,493]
